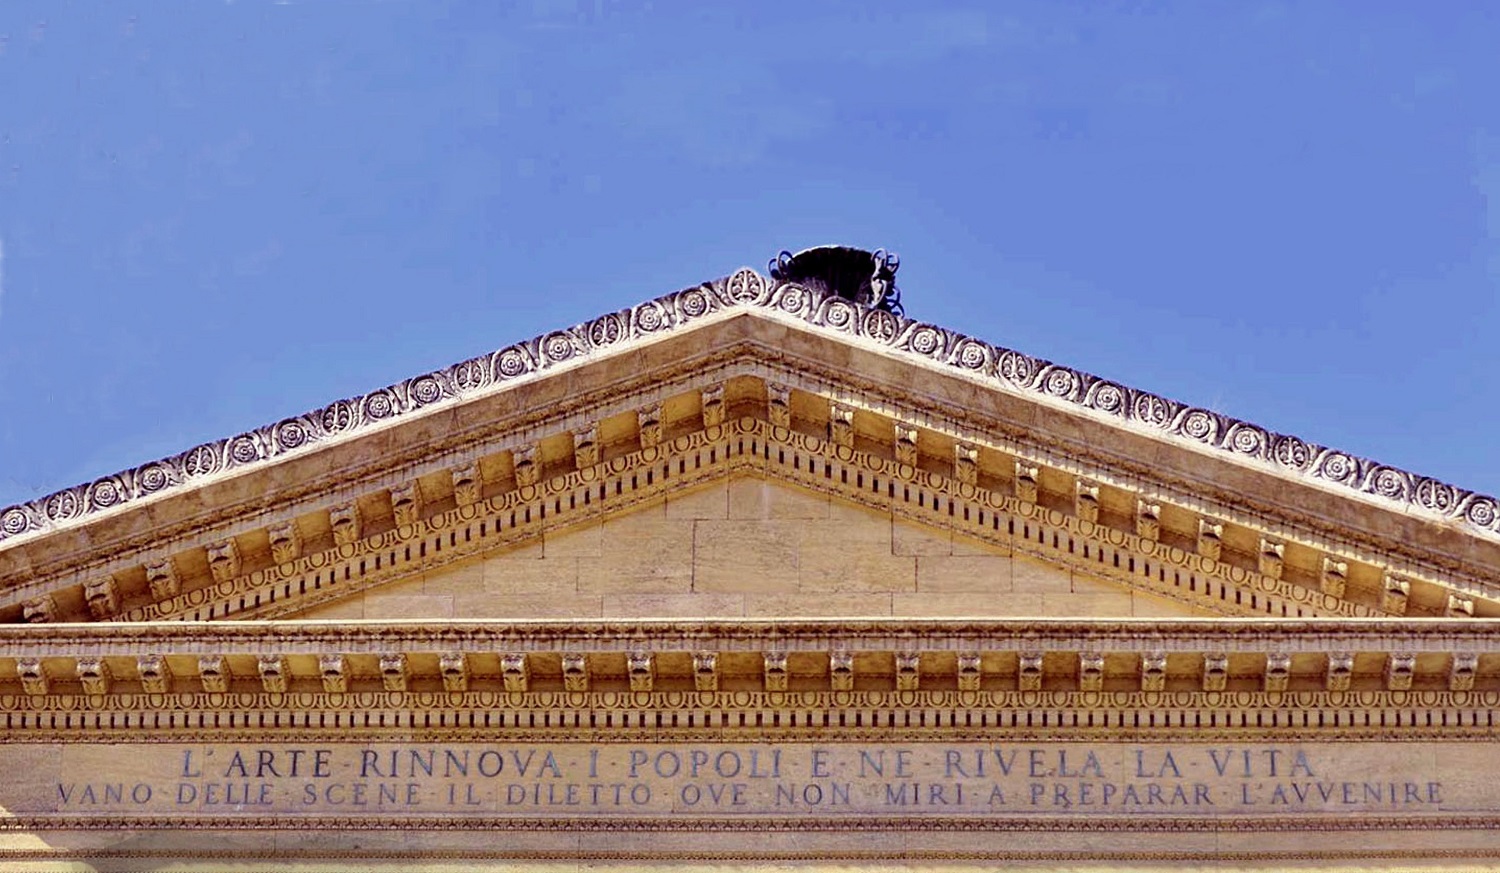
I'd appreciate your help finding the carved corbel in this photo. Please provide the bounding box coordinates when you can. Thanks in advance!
[512,445,539,488]
[1326,652,1354,691]
[137,654,171,694]
[1385,652,1415,691]
[22,594,57,624]
[1140,651,1167,691]
[439,652,469,693]
[198,655,228,693]
[767,383,792,428]
[1202,654,1228,692]
[638,404,663,449]
[268,522,302,565]
[828,403,854,449]
[1197,520,1223,561]
[1447,594,1475,618]
[1258,539,1284,580]
[693,651,718,692]
[1074,482,1100,523]
[146,559,180,600]
[331,503,364,547]
[319,654,348,693]
[206,539,240,582]
[16,658,48,696]
[1382,572,1411,615]
[764,651,789,692]
[1014,462,1039,504]
[627,651,655,692]
[893,424,918,466]
[953,443,979,486]
[1078,652,1104,692]
[1136,501,1161,542]
[1319,558,1348,598]
[390,481,423,527]
[895,652,921,691]
[573,423,600,469]
[829,651,854,691]
[257,655,288,694]
[1264,653,1291,692]
[379,653,408,692]
[452,461,483,507]
[957,653,982,691]
[1017,652,1042,692]
[701,384,725,428]
[501,653,530,693]
[83,577,119,619]
[1450,653,1479,691]
[76,657,110,696]
[561,653,589,692]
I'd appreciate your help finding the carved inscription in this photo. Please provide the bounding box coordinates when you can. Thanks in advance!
[22,742,1475,821]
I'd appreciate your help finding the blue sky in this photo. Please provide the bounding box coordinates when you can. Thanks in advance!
[1,2,1497,507]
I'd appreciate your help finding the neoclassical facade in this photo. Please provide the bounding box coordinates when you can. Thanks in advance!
[1,252,1498,870]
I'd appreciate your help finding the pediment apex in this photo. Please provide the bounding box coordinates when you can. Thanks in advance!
[5,263,1500,627]
[6,267,1497,557]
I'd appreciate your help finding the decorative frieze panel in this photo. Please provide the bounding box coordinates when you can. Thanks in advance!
[380,653,408,692]
[1013,462,1039,504]
[700,384,725,428]
[82,578,119,620]
[1135,501,1160,543]
[451,462,483,508]
[827,403,854,449]
[638,404,663,449]
[1258,539,1285,580]
[501,652,530,693]
[1197,520,1223,560]
[511,445,539,488]
[267,523,301,565]
[829,651,854,691]
[389,481,423,527]
[257,655,288,694]
[1322,558,1349,598]
[1075,482,1100,524]
[573,423,600,469]
[692,651,718,692]
[1384,573,1412,615]
[439,652,470,693]
[763,652,789,693]
[21,595,56,625]
[137,653,170,693]
[318,654,347,694]
[74,657,110,699]
[197,655,228,694]
[206,540,240,583]
[562,653,589,692]
[330,503,361,547]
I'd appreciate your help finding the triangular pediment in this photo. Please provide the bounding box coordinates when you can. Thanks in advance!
[288,477,1205,622]
[2,267,1497,627]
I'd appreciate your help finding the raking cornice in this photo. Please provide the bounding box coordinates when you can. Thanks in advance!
[2,267,1496,552]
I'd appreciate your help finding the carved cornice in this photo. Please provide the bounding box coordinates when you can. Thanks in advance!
[3,268,1497,555]
[1,616,1496,651]
[1,615,1497,742]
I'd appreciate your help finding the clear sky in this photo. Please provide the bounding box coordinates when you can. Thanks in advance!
[1,2,1497,508]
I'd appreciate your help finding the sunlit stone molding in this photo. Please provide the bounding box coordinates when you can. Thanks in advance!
[3,268,1496,548]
